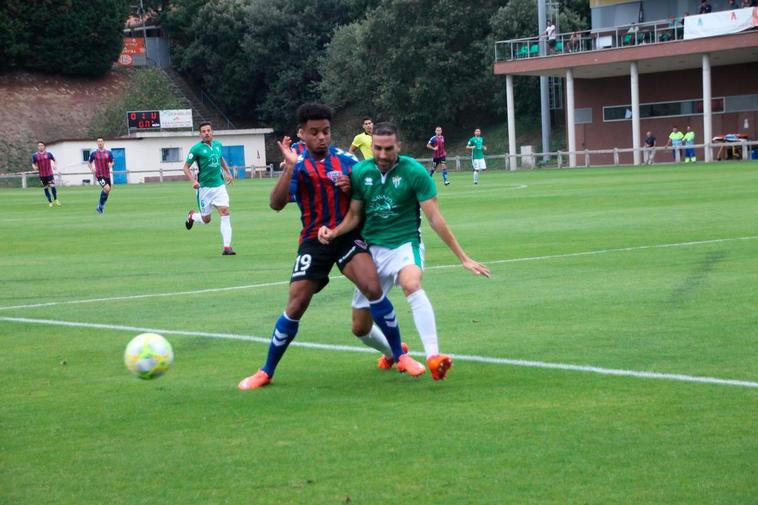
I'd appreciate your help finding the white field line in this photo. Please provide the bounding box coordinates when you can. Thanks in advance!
[2,316,756,389]
[2,235,757,312]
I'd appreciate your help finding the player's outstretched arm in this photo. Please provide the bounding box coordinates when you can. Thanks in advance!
[220,157,233,184]
[182,162,199,189]
[270,137,297,211]
[318,199,364,244]
[420,197,491,278]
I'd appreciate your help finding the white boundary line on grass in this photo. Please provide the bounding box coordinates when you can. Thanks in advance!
[1,235,757,312]
[2,316,756,389]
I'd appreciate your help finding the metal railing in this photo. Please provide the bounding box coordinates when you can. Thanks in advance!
[0,165,275,188]
[199,89,236,130]
[495,18,689,63]
[2,142,755,188]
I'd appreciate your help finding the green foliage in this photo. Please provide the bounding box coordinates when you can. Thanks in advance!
[88,68,186,137]
[0,0,130,76]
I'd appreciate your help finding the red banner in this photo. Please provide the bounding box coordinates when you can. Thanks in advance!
[118,38,145,66]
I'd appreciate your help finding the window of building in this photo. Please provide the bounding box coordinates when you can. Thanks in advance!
[161,147,182,162]
[724,94,758,113]
[81,149,91,162]
[603,97,725,122]
[575,108,593,124]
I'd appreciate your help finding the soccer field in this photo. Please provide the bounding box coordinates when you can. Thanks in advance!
[2,163,757,504]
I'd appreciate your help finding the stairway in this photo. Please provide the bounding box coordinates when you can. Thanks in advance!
[161,68,236,130]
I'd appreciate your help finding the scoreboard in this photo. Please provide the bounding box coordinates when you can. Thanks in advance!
[127,110,160,130]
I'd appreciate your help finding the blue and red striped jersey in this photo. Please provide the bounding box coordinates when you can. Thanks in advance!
[291,145,358,243]
[291,141,307,156]
[89,149,113,178]
[428,135,446,158]
[32,151,55,177]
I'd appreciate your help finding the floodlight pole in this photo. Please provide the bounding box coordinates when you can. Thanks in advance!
[139,0,149,67]
[538,0,551,162]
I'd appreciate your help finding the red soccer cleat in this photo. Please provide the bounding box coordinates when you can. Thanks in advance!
[377,342,409,370]
[238,370,271,390]
[427,354,453,381]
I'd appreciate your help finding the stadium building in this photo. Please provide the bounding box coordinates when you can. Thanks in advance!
[495,0,758,165]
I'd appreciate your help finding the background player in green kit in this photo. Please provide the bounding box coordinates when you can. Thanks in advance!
[182,122,236,255]
[319,122,491,380]
[466,128,487,185]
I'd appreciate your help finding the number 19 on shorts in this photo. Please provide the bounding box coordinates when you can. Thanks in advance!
[291,254,312,277]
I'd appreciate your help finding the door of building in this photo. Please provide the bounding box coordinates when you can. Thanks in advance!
[221,145,246,179]
[112,148,127,184]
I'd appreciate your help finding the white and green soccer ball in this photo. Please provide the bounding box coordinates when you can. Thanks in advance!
[124,333,174,380]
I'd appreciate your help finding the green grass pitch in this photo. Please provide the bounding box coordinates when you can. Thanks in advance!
[1,162,757,504]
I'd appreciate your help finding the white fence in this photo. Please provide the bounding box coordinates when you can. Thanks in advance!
[2,141,756,188]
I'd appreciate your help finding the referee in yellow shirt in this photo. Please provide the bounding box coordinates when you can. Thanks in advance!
[348,117,373,159]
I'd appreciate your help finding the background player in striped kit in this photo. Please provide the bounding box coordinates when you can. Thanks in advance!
[426,126,449,185]
[32,141,59,207]
[88,137,113,214]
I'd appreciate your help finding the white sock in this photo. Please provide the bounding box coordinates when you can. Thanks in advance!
[407,289,438,357]
[357,324,392,358]
[473,170,479,183]
[220,215,232,247]
[192,212,206,224]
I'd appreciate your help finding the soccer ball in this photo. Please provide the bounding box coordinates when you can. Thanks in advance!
[124,333,174,380]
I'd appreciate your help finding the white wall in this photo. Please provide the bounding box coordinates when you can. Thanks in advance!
[46,129,272,187]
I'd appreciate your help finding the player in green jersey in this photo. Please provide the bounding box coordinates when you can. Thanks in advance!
[182,122,236,255]
[466,128,487,185]
[319,122,490,380]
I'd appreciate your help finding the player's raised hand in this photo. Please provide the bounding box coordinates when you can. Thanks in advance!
[318,225,335,245]
[277,136,298,168]
[462,258,491,278]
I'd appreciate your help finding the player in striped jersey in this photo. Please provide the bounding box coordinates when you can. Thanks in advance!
[426,126,450,186]
[88,137,114,214]
[32,141,59,207]
[238,103,424,391]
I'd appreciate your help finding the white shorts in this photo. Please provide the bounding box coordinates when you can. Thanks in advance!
[352,242,425,309]
[197,185,229,216]
[472,158,487,171]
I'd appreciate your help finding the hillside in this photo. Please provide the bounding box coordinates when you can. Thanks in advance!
[0,70,134,172]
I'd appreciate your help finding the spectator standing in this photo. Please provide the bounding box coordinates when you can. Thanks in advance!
[643,131,657,165]
[699,1,712,14]
[683,126,697,163]
[32,141,59,207]
[666,127,685,162]
[569,31,581,52]
[725,0,739,9]
[542,21,556,52]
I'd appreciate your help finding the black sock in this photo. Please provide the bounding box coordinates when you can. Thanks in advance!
[99,191,109,207]
[51,187,57,199]
[44,188,51,202]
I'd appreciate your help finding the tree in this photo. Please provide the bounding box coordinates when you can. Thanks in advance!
[0,0,129,76]
[321,0,502,139]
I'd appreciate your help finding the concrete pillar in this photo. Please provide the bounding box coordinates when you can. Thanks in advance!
[630,61,641,165]
[702,54,713,163]
[506,74,517,171]
[565,68,576,168]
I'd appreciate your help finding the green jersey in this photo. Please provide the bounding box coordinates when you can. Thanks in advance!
[186,140,224,188]
[683,131,695,143]
[467,136,485,159]
[351,156,437,248]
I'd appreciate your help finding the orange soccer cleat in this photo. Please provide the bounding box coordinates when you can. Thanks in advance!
[377,342,409,369]
[427,354,453,381]
[396,354,426,377]
[238,370,271,390]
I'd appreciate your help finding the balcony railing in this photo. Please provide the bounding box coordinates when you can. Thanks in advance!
[495,18,688,63]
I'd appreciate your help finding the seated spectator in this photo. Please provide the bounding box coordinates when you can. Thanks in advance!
[569,31,581,52]
[725,0,739,8]
[699,0,712,13]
